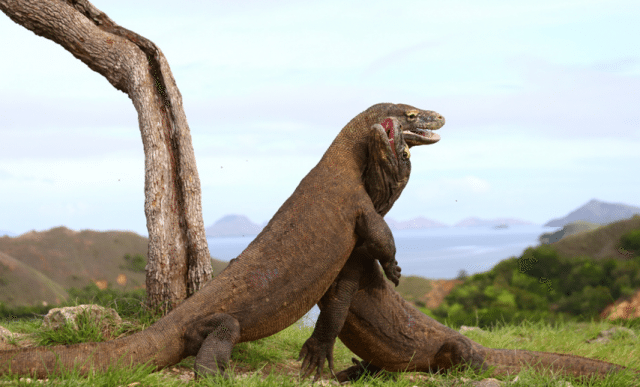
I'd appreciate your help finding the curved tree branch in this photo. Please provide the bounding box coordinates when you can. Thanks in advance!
[1,0,212,312]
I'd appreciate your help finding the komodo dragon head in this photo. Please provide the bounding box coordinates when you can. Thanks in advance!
[366,103,445,147]
[355,103,444,215]
[364,116,412,215]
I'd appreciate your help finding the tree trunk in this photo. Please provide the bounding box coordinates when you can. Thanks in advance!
[0,0,212,313]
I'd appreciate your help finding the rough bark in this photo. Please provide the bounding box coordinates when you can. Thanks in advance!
[0,0,212,312]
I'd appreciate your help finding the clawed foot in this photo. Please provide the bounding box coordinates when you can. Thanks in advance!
[297,336,336,382]
[335,357,383,383]
[382,259,401,286]
[194,360,227,379]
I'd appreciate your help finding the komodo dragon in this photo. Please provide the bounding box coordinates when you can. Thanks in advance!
[192,115,415,376]
[299,122,633,382]
[0,103,444,379]
[300,248,634,382]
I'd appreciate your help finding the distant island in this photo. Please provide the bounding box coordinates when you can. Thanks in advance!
[539,220,601,245]
[385,217,449,230]
[204,215,536,237]
[205,215,263,237]
[204,199,640,238]
[453,217,534,228]
[4,199,638,239]
[544,199,640,227]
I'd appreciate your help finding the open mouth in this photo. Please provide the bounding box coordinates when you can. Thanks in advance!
[403,124,441,146]
[410,128,435,137]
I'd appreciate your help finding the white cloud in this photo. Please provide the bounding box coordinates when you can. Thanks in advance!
[461,176,492,193]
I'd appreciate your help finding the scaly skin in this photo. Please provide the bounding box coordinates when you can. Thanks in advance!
[298,110,444,381]
[309,250,633,382]
[300,119,633,381]
[193,116,411,377]
[0,103,444,379]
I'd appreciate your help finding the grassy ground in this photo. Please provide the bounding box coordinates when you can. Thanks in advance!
[1,312,639,386]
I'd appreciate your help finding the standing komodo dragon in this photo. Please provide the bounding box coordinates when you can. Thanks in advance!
[0,103,444,379]
[193,115,417,376]
[300,243,636,382]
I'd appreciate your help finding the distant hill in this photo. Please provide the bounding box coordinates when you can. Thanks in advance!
[551,214,640,260]
[0,226,150,307]
[205,215,263,237]
[454,217,535,227]
[0,251,69,307]
[210,256,228,277]
[0,226,235,308]
[538,220,601,245]
[0,230,14,237]
[544,199,640,227]
[385,217,448,230]
[205,213,541,233]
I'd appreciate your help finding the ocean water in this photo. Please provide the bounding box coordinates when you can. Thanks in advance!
[207,225,560,327]
[207,225,558,279]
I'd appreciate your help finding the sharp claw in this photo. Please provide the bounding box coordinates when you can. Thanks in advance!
[329,367,338,381]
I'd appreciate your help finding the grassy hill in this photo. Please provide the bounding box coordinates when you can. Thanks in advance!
[0,251,68,307]
[0,227,150,307]
[0,227,149,292]
[552,215,640,259]
[210,256,229,277]
[539,220,601,244]
[0,226,260,309]
[434,215,640,327]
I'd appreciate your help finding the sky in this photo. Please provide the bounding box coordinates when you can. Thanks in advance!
[1,0,639,237]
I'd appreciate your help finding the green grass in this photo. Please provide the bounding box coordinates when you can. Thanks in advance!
[3,218,640,385]
[1,313,639,386]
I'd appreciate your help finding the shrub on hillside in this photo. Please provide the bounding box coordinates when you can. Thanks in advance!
[67,284,146,318]
[432,241,640,327]
[621,229,640,251]
[557,285,612,316]
[119,253,147,273]
[0,302,51,320]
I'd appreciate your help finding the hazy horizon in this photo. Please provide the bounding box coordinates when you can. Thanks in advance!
[2,1,638,236]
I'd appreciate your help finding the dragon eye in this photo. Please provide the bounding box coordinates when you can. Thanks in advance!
[406,111,418,119]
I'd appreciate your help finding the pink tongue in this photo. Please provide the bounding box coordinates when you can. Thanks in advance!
[381,118,397,158]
